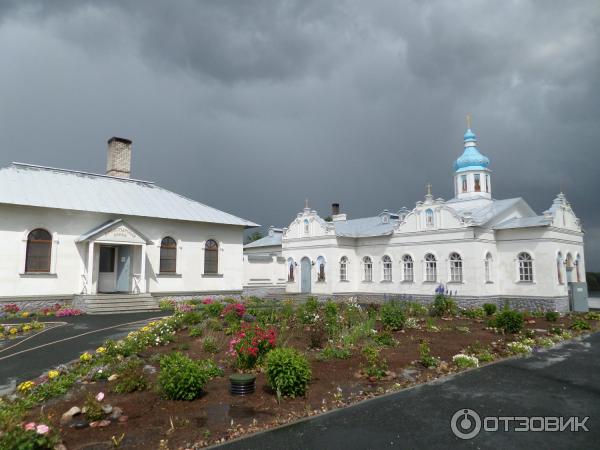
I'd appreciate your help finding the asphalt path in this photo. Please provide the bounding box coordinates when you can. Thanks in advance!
[0,312,169,392]
[217,332,600,450]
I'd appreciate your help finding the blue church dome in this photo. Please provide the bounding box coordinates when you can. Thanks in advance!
[454,128,490,172]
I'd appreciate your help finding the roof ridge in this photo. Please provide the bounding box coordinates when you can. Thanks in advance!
[9,162,155,185]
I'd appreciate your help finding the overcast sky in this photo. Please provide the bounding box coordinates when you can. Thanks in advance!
[0,1,598,270]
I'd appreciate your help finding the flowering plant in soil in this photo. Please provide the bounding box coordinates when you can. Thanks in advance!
[228,323,277,370]
[55,308,83,317]
[2,303,20,314]
[0,421,59,449]
[222,303,246,319]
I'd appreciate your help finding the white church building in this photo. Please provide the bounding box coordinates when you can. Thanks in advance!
[0,137,257,312]
[244,126,586,312]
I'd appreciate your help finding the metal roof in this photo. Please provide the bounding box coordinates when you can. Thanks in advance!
[0,163,259,227]
[447,198,534,226]
[244,230,283,248]
[334,216,397,237]
[493,216,551,230]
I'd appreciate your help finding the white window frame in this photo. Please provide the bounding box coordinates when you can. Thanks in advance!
[382,255,392,282]
[340,256,348,282]
[363,256,373,282]
[424,253,437,282]
[402,254,414,282]
[484,252,493,283]
[449,252,463,283]
[517,252,534,282]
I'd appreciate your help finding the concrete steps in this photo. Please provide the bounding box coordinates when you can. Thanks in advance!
[79,294,160,314]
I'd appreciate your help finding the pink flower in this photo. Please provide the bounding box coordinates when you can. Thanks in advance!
[24,422,36,431]
[96,392,105,402]
[36,424,49,435]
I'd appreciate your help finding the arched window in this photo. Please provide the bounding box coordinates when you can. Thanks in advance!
[287,258,295,282]
[340,256,348,281]
[363,256,373,282]
[484,252,493,283]
[424,253,437,282]
[25,229,52,272]
[518,252,533,282]
[303,219,310,235]
[565,253,574,283]
[449,252,463,282]
[557,252,564,284]
[461,175,467,192]
[485,174,490,193]
[575,254,581,282]
[402,255,414,282]
[159,237,177,273]
[317,256,326,282]
[425,209,434,228]
[382,255,392,281]
[474,174,481,192]
[204,239,219,274]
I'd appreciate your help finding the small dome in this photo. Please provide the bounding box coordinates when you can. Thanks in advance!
[454,128,490,172]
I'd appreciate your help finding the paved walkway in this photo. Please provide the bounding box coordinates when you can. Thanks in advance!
[0,312,169,392]
[218,332,600,449]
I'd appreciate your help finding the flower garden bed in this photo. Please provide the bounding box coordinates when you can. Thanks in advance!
[1,296,599,449]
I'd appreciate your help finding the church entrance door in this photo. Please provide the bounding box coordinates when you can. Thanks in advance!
[98,246,117,293]
[301,257,311,293]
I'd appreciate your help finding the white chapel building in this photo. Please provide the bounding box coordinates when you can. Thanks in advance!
[0,137,257,312]
[244,126,586,312]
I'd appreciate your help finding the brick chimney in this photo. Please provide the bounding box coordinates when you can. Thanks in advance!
[106,137,132,178]
[331,203,340,216]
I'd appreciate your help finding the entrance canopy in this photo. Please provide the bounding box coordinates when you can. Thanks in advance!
[77,219,151,295]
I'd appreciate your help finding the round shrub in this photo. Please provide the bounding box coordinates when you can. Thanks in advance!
[265,347,311,398]
[545,311,559,322]
[380,302,405,330]
[158,352,210,400]
[493,309,524,334]
[430,295,457,317]
[482,303,497,316]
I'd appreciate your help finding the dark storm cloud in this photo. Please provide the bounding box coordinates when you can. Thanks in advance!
[0,0,598,269]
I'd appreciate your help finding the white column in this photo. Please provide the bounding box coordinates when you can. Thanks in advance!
[139,244,146,293]
[87,241,94,294]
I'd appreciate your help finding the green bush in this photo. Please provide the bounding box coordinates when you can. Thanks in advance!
[362,344,388,378]
[189,326,203,338]
[83,393,104,421]
[570,319,591,331]
[181,311,204,325]
[419,341,439,368]
[545,311,560,322]
[0,424,60,450]
[158,352,211,400]
[374,330,396,347]
[202,336,219,354]
[483,303,497,316]
[461,307,485,319]
[493,309,524,334]
[380,302,405,330]
[430,295,457,317]
[265,347,311,398]
[318,346,352,360]
[206,302,224,317]
[585,312,600,321]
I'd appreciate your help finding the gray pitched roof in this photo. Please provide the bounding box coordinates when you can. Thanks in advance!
[493,216,551,230]
[334,216,397,237]
[0,163,258,227]
[447,198,535,226]
[244,230,283,248]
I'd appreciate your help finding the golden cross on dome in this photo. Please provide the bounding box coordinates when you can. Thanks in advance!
[466,114,472,129]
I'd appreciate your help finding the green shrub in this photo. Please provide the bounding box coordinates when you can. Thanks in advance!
[159,298,175,311]
[570,319,591,331]
[158,352,211,400]
[361,344,388,379]
[318,346,352,360]
[430,295,457,317]
[324,300,341,337]
[206,318,223,331]
[113,360,148,394]
[585,312,600,321]
[545,311,560,322]
[419,341,439,368]
[493,309,524,334]
[308,321,327,349]
[206,302,224,317]
[83,393,104,421]
[374,330,396,347]
[265,347,311,398]
[380,302,405,330]
[181,311,204,325]
[0,423,60,450]
[202,336,219,354]
[461,307,485,319]
[189,326,203,338]
[483,303,497,316]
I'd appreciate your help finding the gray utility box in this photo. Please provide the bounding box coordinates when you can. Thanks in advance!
[568,282,589,312]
